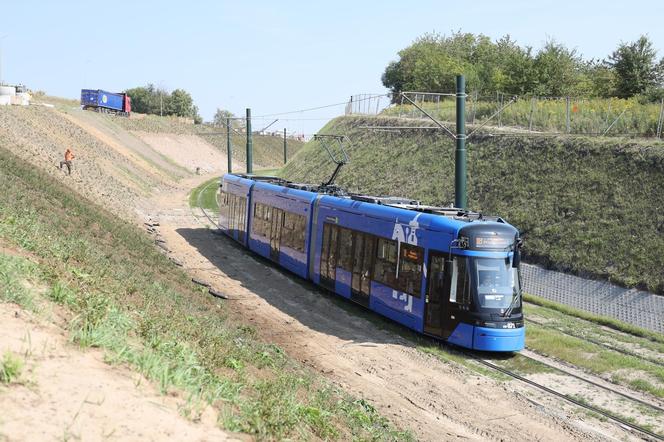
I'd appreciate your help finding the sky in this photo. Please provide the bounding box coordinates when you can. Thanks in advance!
[2,0,663,135]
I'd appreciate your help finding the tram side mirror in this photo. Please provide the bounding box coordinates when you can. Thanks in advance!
[512,239,522,268]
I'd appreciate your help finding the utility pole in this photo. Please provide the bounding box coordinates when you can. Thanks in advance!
[455,75,467,209]
[283,128,287,164]
[246,108,253,174]
[0,35,8,86]
[226,118,232,173]
[566,97,571,134]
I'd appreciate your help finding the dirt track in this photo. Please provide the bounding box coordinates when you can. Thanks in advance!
[144,179,611,442]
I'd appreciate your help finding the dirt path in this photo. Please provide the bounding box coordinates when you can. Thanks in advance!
[0,302,238,441]
[143,179,617,442]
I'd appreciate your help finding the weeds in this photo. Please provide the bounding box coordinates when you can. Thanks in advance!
[0,352,23,384]
[525,294,664,344]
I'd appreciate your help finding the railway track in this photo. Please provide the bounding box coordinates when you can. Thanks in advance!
[525,315,664,369]
[191,179,220,229]
[466,349,664,441]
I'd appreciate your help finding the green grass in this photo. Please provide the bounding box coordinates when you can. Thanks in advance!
[0,351,23,384]
[189,177,220,214]
[525,323,664,399]
[282,116,664,294]
[0,144,412,441]
[492,353,555,375]
[524,294,664,344]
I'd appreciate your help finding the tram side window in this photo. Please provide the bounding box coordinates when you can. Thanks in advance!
[281,212,306,252]
[338,228,354,271]
[237,197,246,242]
[252,203,271,237]
[219,191,229,225]
[219,191,228,210]
[428,254,446,299]
[228,194,236,232]
[450,257,472,306]
[398,244,423,297]
[373,238,398,288]
[294,214,307,251]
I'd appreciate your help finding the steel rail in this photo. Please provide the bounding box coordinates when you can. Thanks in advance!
[470,355,664,441]
[525,316,664,369]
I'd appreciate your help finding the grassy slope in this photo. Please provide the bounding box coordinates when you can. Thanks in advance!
[106,113,304,169]
[0,144,411,441]
[281,116,664,294]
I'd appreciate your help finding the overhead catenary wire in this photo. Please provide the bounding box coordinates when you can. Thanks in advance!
[252,93,390,118]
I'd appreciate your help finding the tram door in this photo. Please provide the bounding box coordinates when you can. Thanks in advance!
[351,232,374,307]
[269,208,284,261]
[424,252,446,336]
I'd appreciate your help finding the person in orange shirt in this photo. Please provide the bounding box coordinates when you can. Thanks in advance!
[59,148,75,175]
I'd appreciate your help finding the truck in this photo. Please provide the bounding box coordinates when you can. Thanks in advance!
[80,89,131,117]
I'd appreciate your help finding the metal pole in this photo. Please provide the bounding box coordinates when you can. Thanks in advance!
[528,98,535,131]
[657,98,664,139]
[455,75,467,209]
[0,35,7,86]
[283,128,287,164]
[499,93,504,127]
[566,97,571,134]
[246,108,253,174]
[226,117,232,173]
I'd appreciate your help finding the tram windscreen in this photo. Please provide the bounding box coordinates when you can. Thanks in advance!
[472,258,519,309]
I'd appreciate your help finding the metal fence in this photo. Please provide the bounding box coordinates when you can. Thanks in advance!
[344,94,391,116]
[371,91,664,138]
[521,263,664,333]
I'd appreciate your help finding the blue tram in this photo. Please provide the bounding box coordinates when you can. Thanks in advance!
[218,174,525,352]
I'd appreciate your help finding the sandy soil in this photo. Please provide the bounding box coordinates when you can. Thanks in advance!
[144,180,614,442]
[0,302,238,441]
[61,110,190,181]
[132,131,243,174]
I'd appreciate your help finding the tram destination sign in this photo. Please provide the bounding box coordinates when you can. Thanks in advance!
[475,236,511,249]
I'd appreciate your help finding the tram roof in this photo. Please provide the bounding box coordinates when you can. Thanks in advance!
[225,173,508,226]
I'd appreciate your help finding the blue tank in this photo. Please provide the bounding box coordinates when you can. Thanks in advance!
[80,89,127,113]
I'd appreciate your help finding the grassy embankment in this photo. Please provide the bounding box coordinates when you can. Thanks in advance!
[0,145,412,441]
[107,113,304,169]
[383,96,664,136]
[281,116,664,294]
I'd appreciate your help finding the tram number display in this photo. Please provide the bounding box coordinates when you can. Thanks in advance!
[475,236,511,248]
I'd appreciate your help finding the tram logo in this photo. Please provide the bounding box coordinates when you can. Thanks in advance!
[390,215,422,313]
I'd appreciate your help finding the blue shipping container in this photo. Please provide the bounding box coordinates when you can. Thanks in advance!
[80,89,125,112]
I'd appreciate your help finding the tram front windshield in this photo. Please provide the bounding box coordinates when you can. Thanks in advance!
[471,258,519,309]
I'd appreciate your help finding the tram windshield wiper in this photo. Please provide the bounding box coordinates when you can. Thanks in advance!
[502,287,520,318]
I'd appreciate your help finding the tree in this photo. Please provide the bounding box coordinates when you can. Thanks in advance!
[532,40,587,96]
[608,35,664,98]
[491,36,536,95]
[584,60,618,98]
[213,108,235,125]
[168,88,194,117]
[125,84,169,115]
[381,32,480,101]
